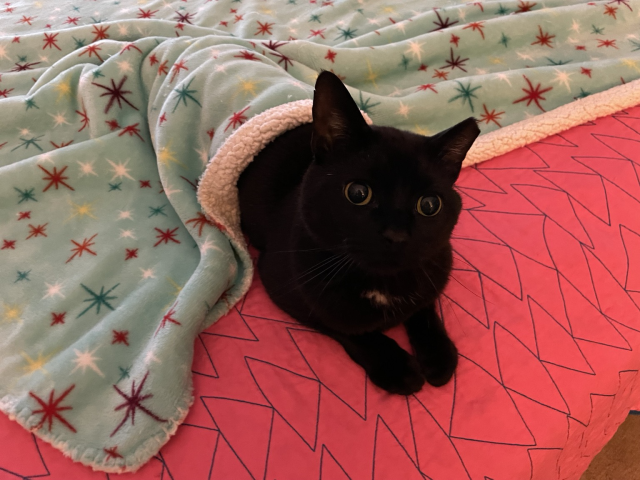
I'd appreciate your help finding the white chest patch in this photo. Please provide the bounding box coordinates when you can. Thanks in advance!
[362,290,394,307]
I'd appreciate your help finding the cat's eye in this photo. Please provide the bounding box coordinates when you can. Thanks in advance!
[417,195,442,217]
[345,182,372,205]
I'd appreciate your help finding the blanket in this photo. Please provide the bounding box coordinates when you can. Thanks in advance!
[1,0,640,473]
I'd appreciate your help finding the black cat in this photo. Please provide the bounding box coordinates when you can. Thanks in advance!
[237,71,480,394]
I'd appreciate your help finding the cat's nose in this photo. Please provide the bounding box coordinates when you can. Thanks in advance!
[382,228,409,244]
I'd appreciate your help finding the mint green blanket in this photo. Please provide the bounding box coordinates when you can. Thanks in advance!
[0,0,639,472]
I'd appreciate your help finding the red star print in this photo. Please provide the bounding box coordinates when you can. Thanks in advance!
[175,22,185,33]
[418,63,428,72]
[329,69,346,81]
[5,6,14,13]
[30,385,77,433]
[225,106,250,132]
[156,303,181,334]
[441,48,468,72]
[174,10,194,24]
[104,446,123,460]
[10,61,39,72]
[17,211,31,220]
[322,0,334,6]
[158,60,169,76]
[516,0,536,12]
[159,113,168,125]
[125,248,138,260]
[169,59,188,83]
[50,140,73,149]
[531,25,555,48]
[325,49,337,62]
[433,69,449,80]
[462,21,485,40]
[79,44,103,62]
[430,10,458,31]
[11,36,19,44]
[120,43,143,54]
[234,50,260,61]
[76,105,90,132]
[575,45,586,51]
[154,227,180,246]
[219,20,228,27]
[137,8,158,18]
[92,76,138,114]
[112,330,130,346]
[607,0,632,10]
[42,32,60,50]
[269,51,294,71]
[234,14,244,23]
[39,165,74,192]
[91,24,110,42]
[64,17,80,25]
[119,123,144,141]
[416,83,438,93]
[66,234,98,263]
[603,4,618,18]
[0,88,14,97]
[513,75,553,111]
[230,8,238,13]
[207,128,215,140]
[255,21,274,36]
[148,54,158,66]
[139,180,152,188]
[26,224,48,240]
[264,40,286,51]
[186,212,215,236]
[597,39,617,49]
[45,24,52,29]
[17,15,34,25]
[1,239,16,250]
[180,176,199,191]
[309,28,326,39]
[111,372,167,437]
[581,67,592,77]
[106,119,120,131]
[478,104,505,127]
[51,312,66,326]
[450,34,460,46]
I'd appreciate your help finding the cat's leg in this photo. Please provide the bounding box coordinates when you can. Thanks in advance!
[405,305,458,387]
[331,330,425,395]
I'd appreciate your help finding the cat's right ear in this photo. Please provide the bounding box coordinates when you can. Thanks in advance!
[311,70,370,157]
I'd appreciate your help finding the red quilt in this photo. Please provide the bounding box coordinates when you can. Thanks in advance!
[2,107,640,480]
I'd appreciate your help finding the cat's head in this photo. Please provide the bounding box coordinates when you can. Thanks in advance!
[300,70,480,274]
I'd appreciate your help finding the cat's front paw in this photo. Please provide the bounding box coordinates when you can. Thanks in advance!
[367,349,425,395]
[416,336,458,387]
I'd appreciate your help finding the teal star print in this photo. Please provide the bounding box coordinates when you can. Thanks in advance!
[73,37,86,48]
[356,91,380,115]
[12,135,44,152]
[117,366,131,383]
[575,88,590,99]
[15,270,31,283]
[547,58,571,66]
[109,182,122,191]
[335,27,357,41]
[630,40,640,52]
[15,187,37,204]
[309,14,322,23]
[496,4,510,14]
[149,205,168,217]
[172,79,202,113]
[92,69,105,79]
[77,283,119,318]
[591,25,604,35]
[398,55,410,70]
[448,81,482,113]
[499,33,510,48]
[24,98,39,110]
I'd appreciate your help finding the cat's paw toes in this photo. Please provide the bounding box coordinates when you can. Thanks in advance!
[368,351,425,395]
[417,340,458,387]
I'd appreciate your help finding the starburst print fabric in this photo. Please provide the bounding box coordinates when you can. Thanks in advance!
[0,0,640,474]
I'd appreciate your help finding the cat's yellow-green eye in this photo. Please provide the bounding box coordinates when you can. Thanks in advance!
[417,195,442,217]
[345,182,372,205]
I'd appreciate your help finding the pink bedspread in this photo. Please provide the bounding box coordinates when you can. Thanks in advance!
[3,106,640,480]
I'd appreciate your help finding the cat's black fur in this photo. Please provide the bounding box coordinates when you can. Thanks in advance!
[237,71,480,394]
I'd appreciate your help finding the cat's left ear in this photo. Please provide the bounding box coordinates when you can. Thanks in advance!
[430,117,480,184]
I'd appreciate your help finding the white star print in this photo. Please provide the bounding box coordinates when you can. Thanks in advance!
[141,268,156,280]
[396,102,411,118]
[566,37,579,44]
[405,40,424,62]
[144,349,161,365]
[367,18,381,25]
[37,153,55,164]
[200,236,223,254]
[496,73,512,86]
[475,68,488,75]
[215,64,227,73]
[389,87,403,97]
[19,128,31,136]
[517,52,534,61]
[163,183,182,199]
[571,19,580,33]
[395,21,407,34]
[117,60,133,74]
[119,229,137,240]
[195,147,210,166]
[43,281,65,299]
[117,210,134,221]
[0,45,9,61]
[107,159,134,181]
[50,112,70,127]
[77,160,98,177]
[71,347,104,377]
[117,24,129,36]
[552,69,573,91]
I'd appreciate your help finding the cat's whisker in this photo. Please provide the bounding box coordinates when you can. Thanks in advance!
[268,253,348,297]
